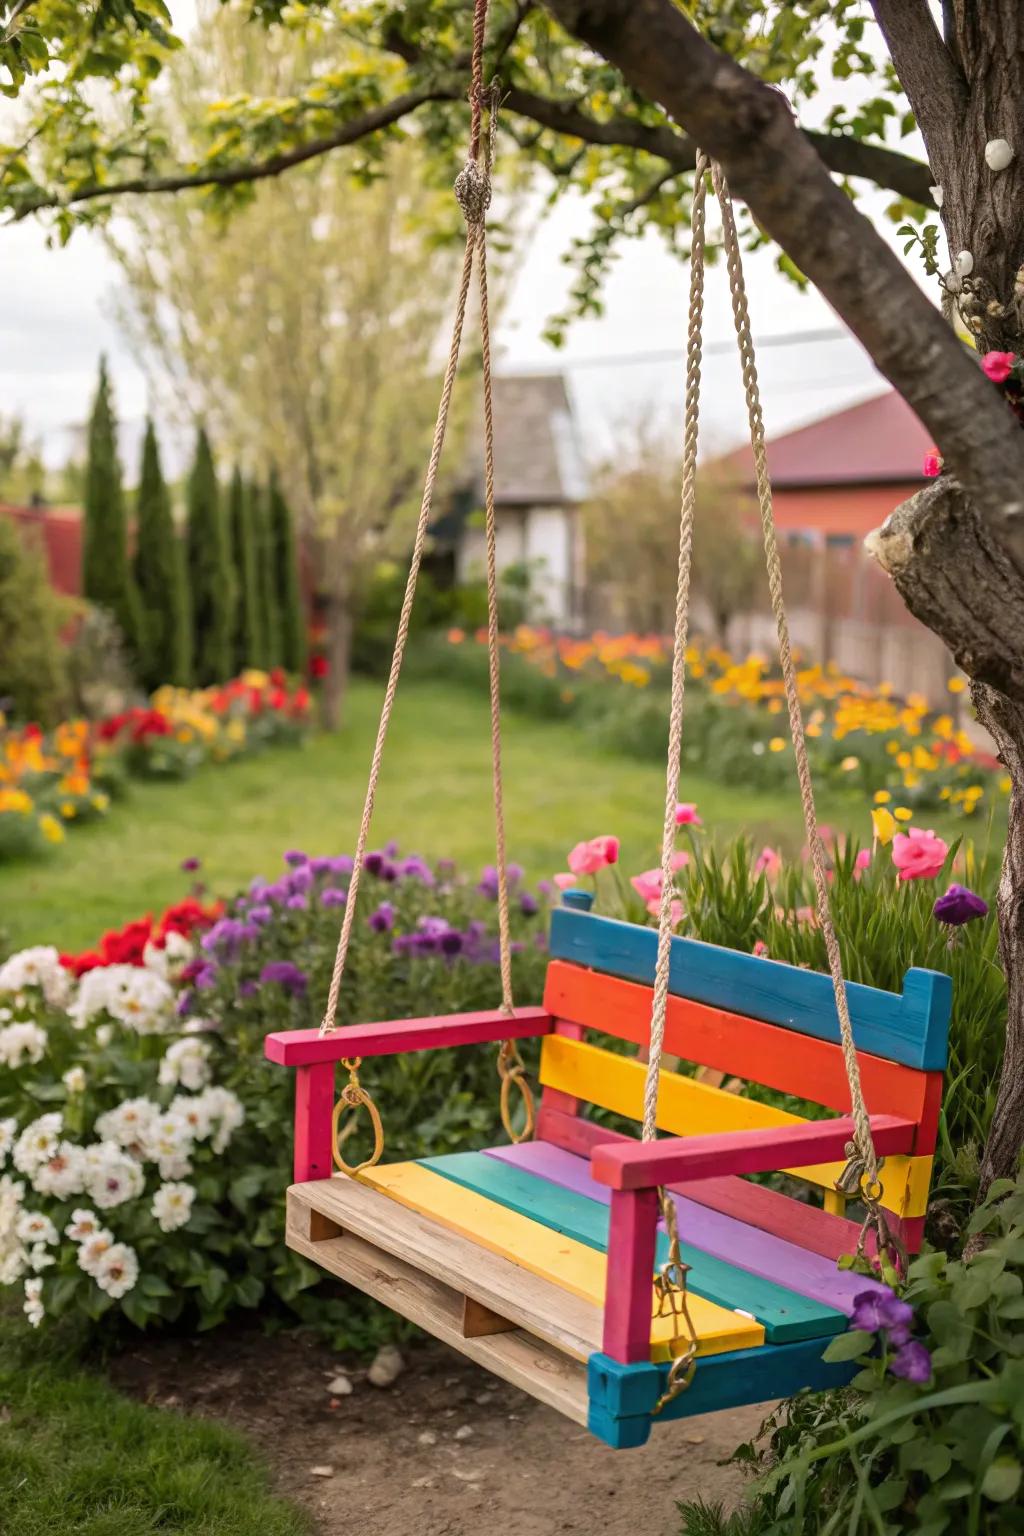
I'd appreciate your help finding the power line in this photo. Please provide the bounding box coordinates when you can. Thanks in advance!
[504,325,860,372]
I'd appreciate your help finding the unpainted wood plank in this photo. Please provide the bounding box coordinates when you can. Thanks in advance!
[285,1197,588,1425]
[462,1295,517,1338]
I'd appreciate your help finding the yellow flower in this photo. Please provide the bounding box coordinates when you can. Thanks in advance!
[38,813,64,844]
[871,808,896,845]
[1000,775,1012,794]
[873,790,892,804]
[0,788,33,814]
[91,792,110,812]
[768,738,786,753]
[840,756,859,772]
[947,677,966,694]
[893,806,913,822]
[896,750,912,770]
[60,801,76,819]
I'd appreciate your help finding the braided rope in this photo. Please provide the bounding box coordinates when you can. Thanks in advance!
[711,161,878,1185]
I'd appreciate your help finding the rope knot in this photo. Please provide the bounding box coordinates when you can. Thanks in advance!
[455,156,491,225]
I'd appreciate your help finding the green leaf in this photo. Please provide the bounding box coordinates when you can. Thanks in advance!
[981,1456,1022,1503]
[822,1328,874,1362]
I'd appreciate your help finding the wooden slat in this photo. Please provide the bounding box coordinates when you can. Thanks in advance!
[540,1035,928,1216]
[548,906,951,1070]
[358,1161,764,1361]
[422,1149,844,1341]
[485,1141,885,1316]
[266,1007,552,1066]
[537,1107,927,1257]
[286,1189,589,1424]
[543,960,942,1151]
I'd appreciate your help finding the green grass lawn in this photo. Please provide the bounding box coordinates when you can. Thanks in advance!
[0,677,957,952]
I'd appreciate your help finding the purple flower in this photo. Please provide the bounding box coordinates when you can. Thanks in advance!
[400,855,435,885]
[239,980,258,999]
[193,962,218,991]
[309,856,335,877]
[520,891,540,917]
[284,850,308,867]
[248,904,273,926]
[383,840,399,857]
[364,852,384,877]
[369,901,395,933]
[177,993,194,1017]
[288,865,314,894]
[286,893,309,912]
[507,863,524,887]
[889,1340,932,1383]
[321,887,347,908]
[440,929,463,956]
[850,1287,913,1334]
[536,879,553,896]
[328,855,354,878]
[478,865,500,900]
[181,857,201,872]
[259,960,308,995]
[261,880,290,904]
[933,884,989,926]
[437,858,456,876]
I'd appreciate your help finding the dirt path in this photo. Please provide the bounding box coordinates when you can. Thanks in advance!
[113,1329,767,1536]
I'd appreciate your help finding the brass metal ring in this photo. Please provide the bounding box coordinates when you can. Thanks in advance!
[499,1061,536,1144]
[331,1084,385,1176]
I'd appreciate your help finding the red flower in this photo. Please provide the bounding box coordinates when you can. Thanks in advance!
[922,448,943,477]
[309,655,329,679]
[59,950,104,977]
[292,687,311,713]
[23,723,43,741]
[99,916,155,967]
[268,688,287,711]
[156,896,223,942]
[248,687,264,715]
[270,667,286,688]
[982,350,1017,384]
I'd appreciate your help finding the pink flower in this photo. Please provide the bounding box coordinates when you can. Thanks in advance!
[795,906,817,926]
[631,868,663,904]
[982,350,1017,384]
[646,897,684,927]
[670,851,690,873]
[922,448,943,478]
[853,848,872,881]
[567,836,620,876]
[674,803,702,826]
[891,828,948,881]
[552,872,576,890]
[754,846,781,878]
[752,940,769,958]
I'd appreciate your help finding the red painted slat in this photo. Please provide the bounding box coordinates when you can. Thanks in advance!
[543,960,939,1138]
[265,1007,552,1066]
[591,1115,916,1190]
[603,1186,661,1363]
[294,1061,334,1182]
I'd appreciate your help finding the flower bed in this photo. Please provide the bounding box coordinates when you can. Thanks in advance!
[0,847,548,1340]
[431,628,1007,820]
[0,671,312,862]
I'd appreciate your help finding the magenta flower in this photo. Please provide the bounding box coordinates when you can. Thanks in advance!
[981,350,1016,384]
[754,846,781,878]
[180,857,201,872]
[320,888,347,908]
[892,828,948,881]
[850,1287,912,1334]
[567,836,620,875]
[259,960,308,995]
[933,884,988,926]
[922,448,943,478]
[889,1339,932,1383]
[674,803,702,826]
[631,868,663,905]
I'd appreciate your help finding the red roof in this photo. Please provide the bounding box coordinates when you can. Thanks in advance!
[723,390,931,489]
[3,504,83,597]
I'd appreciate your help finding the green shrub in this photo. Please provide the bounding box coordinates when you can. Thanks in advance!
[133,419,190,690]
[679,1175,1024,1536]
[185,428,235,685]
[0,515,69,726]
[82,358,144,669]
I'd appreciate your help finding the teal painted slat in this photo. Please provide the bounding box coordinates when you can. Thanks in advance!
[586,1340,858,1447]
[419,1150,845,1344]
[549,903,951,1070]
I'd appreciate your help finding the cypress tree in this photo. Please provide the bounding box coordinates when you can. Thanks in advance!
[82,357,144,666]
[185,427,235,685]
[133,419,191,689]
[254,477,282,668]
[268,468,307,675]
[228,467,264,669]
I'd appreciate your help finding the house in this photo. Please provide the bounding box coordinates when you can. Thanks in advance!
[432,372,587,629]
[2,501,83,595]
[720,388,932,541]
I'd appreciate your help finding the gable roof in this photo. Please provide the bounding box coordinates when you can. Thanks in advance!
[721,389,931,489]
[475,372,587,506]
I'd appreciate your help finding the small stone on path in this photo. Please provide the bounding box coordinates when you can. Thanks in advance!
[367,1345,404,1388]
[310,1465,335,1479]
[454,1426,473,1441]
[417,1430,437,1447]
[327,1373,353,1395]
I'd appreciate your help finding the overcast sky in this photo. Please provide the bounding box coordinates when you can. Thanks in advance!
[0,3,938,480]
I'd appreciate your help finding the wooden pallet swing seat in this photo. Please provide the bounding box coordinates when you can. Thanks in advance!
[265,0,951,1452]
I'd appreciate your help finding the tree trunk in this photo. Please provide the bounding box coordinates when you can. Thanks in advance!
[320,596,353,732]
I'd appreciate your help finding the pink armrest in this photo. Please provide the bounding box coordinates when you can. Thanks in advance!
[590,1114,917,1190]
[265,1006,552,1066]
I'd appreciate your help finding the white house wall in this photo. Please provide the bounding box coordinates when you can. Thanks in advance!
[455,506,580,628]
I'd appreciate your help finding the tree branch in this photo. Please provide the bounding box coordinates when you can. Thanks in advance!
[540,0,1024,551]
[869,0,966,163]
[9,87,457,219]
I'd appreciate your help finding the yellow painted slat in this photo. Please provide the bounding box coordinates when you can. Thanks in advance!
[359,1160,764,1361]
[539,1035,931,1218]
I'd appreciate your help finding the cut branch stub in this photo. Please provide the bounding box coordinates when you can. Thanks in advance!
[865,478,1024,702]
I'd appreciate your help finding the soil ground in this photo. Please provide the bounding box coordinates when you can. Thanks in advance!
[112,1328,768,1536]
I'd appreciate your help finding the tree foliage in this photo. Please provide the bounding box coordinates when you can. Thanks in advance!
[82,358,144,667]
[227,467,264,671]
[133,418,190,690]
[185,426,234,686]
[0,514,68,725]
[267,469,306,676]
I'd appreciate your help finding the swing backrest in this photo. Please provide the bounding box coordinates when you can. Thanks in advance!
[537,892,951,1253]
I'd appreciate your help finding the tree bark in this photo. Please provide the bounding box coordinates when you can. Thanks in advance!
[320,596,353,732]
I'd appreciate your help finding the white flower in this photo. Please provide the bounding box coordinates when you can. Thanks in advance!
[0,1175,27,1284]
[142,1111,195,1180]
[94,1241,138,1299]
[62,1066,86,1094]
[195,1086,245,1153]
[84,1142,146,1209]
[24,1275,44,1327]
[0,946,69,1007]
[0,1242,26,1285]
[0,1116,17,1163]
[169,1094,212,1142]
[152,1181,196,1233]
[65,1208,102,1242]
[32,1140,86,1200]
[78,1228,115,1276]
[27,1241,55,1272]
[95,1024,113,1048]
[158,1037,212,1092]
[95,1097,160,1150]
[0,1021,47,1068]
[143,931,193,979]
[15,1210,58,1246]
[69,964,176,1035]
[13,1114,62,1175]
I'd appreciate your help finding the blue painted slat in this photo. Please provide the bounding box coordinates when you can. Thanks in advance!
[587,1340,858,1448]
[420,1150,845,1344]
[549,903,951,1071]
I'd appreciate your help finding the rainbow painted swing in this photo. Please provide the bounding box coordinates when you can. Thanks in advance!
[264,10,951,1452]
